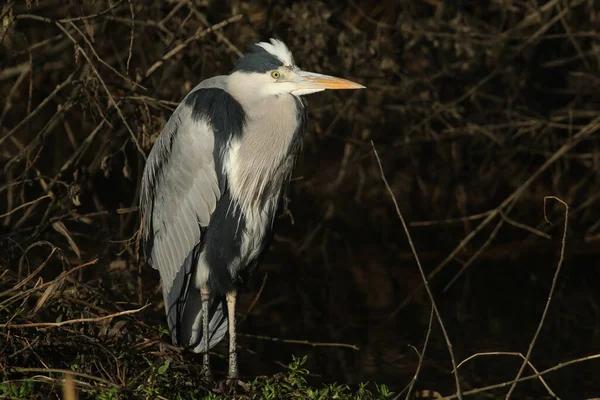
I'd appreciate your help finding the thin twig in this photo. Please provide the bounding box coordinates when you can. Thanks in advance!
[0,71,75,147]
[8,367,120,389]
[505,197,569,399]
[401,305,434,400]
[0,67,29,127]
[454,352,558,399]
[66,20,144,89]
[126,0,134,73]
[54,22,146,160]
[0,195,51,219]
[1,259,98,304]
[184,1,243,58]
[443,201,516,292]
[0,305,149,328]
[239,333,360,351]
[410,210,495,227]
[14,244,57,292]
[5,100,77,171]
[240,273,268,323]
[499,211,552,239]
[144,14,242,78]
[58,1,124,23]
[440,353,600,400]
[371,141,463,400]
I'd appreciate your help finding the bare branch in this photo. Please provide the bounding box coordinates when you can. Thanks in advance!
[505,197,569,398]
[372,141,463,400]
[0,305,149,329]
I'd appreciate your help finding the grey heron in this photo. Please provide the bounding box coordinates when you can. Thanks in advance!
[139,38,364,380]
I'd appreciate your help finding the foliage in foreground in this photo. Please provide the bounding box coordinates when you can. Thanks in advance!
[0,356,395,400]
[243,356,395,400]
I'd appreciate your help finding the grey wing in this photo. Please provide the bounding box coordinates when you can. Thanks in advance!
[139,102,220,342]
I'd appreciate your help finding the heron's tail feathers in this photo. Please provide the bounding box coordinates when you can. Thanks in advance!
[179,286,228,352]
[164,252,228,351]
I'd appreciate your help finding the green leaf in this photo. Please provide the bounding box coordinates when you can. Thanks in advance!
[157,360,170,375]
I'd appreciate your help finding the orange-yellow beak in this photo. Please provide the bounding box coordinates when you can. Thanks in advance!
[289,70,365,95]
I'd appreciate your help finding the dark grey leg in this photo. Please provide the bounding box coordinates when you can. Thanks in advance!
[226,290,239,379]
[201,283,212,380]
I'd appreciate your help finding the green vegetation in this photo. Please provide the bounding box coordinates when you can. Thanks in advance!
[245,356,394,400]
[2,356,395,399]
[0,378,35,400]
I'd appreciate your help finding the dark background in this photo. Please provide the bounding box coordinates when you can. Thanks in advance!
[1,0,600,398]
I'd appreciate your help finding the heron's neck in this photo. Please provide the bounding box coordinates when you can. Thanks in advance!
[225,92,300,214]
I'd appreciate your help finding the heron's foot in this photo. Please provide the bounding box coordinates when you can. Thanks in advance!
[201,369,213,381]
[222,378,247,396]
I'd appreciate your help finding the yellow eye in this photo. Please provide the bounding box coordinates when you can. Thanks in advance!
[271,71,281,79]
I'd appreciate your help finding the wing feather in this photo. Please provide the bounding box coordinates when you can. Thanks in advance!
[140,81,246,351]
[140,100,221,335]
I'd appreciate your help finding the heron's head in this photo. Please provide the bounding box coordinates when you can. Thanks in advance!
[229,38,364,100]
